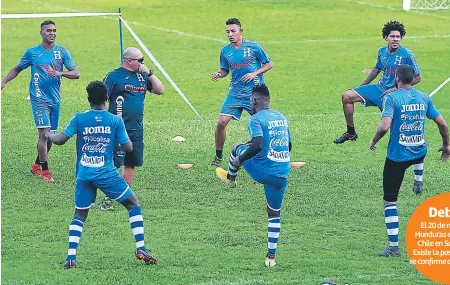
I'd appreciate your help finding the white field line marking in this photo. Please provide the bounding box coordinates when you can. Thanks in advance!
[8,0,450,45]
[347,0,450,20]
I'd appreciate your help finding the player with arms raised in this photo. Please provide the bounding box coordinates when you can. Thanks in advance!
[334,21,425,194]
[210,18,273,167]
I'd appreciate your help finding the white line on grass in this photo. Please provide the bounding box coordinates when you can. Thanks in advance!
[11,0,450,45]
[346,0,450,20]
[263,34,450,44]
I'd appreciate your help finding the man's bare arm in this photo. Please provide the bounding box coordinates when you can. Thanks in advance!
[1,66,23,89]
[361,67,381,86]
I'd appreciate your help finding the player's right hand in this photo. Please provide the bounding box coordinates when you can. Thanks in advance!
[369,140,377,151]
[439,145,450,162]
[211,72,221,81]
[139,64,151,76]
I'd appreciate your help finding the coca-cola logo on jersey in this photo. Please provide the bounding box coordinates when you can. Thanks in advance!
[400,121,423,132]
[269,137,289,148]
[82,143,108,153]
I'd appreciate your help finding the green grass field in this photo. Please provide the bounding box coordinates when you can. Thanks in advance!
[1,0,450,284]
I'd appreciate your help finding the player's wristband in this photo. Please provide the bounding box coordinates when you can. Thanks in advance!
[147,70,154,77]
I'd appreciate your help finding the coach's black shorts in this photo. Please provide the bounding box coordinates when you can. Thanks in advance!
[383,155,426,202]
[114,129,144,168]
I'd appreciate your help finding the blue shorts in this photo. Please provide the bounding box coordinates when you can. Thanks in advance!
[114,130,144,168]
[237,145,288,211]
[352,84,384,109]
[30,101,60,131]
[74,173,133,210]
[219,95,253,120]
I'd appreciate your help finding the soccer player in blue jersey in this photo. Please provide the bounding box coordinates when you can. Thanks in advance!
[210,18,273,167]
[369,65,449,257]
[47,81,157,269]
[216,84,291,267]
[101,47,164,210]
[1,20,79,181]
[334,21,426,194]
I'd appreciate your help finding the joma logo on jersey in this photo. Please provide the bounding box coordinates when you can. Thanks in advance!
[82,126,111,135]
[268,119,288,130]
[125,84,146,93]
[401,104,425,112]
[53,50,61,60]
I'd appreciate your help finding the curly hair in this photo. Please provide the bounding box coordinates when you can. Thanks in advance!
[382,21,406,38]
[86,81,108,105]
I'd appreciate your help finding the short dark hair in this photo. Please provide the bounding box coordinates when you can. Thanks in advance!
[382,21,406,38]
[86,81,108,104]
[41,20,56,30]
[226,18,241,27]
[252,84,270,100]
[396,64,414,84]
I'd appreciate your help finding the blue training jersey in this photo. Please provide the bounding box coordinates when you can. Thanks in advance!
[62,109,130,180]
[18,44,76,104]
[104,67,152,131]
[247,109,291,178]
[382,88,440,162]
[220,40,271,99]
[375,46,420,91]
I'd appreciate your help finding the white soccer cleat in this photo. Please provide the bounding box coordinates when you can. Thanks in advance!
[264,254,276,267]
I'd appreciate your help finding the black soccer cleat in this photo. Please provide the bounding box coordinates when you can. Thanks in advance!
[377,246,401,257]
[210,156,223,167]
[333,132,358,144]
[64,259,77,269]
[412,180,423,195]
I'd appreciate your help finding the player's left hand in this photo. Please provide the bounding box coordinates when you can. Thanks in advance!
[241,72,257,82]
[231,156,242,168]
[438,145,450,162]
[47,68,62,78]
[369,140,377,151]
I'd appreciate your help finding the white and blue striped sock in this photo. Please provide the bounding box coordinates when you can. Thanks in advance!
[413,161,424,182]
[67,217,85,261]
[268,216,281,255]
[227,150,239,179]
[384,203,399,247]
[129,206,145,250]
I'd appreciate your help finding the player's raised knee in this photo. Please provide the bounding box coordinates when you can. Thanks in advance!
[342,89,357,103]
[232,142,245,154]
